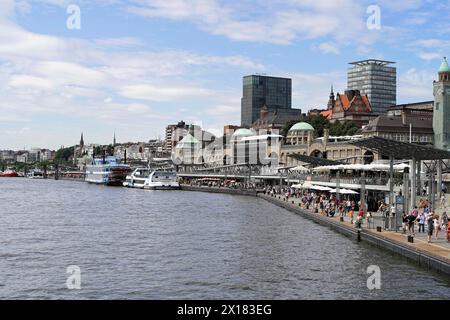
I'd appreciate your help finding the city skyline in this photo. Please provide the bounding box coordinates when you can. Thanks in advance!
[1,1,450,149]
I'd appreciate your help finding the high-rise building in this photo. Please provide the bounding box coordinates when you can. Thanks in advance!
[348,59,396,115]
[433,57,450,151]
[241,75,293,127]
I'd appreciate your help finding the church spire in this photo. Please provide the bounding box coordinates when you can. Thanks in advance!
[80,132,84,147]
[327,84,335,110]
[113,132,116,146]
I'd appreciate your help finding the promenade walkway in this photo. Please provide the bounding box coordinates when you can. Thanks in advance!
[259,193,450,272]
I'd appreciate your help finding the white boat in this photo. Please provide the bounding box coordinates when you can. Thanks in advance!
[123,168,151,188]
[143,171,180,190]
[27,169,44,179]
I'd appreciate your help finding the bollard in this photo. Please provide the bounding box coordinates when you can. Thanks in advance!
[376,226,382,232]
[408,235,414,243]
[340,217,344,222]
[357,229,361,242]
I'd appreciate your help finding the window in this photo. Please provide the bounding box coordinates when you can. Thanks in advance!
[436,102,440,111]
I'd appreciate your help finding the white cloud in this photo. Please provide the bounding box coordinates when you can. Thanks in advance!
[417,52,442,61]
[119,84,213,102]
[126,0,368,45]
[398,68,435,101]
[317,42,340,55]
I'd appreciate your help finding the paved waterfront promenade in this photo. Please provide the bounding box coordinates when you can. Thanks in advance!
[259,193,450,275]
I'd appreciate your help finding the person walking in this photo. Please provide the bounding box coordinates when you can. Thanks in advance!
[434,214,441,239]
[401,212,408,234]
[427,212,435,243]
[418,212,426,233]
[407,211,416,236]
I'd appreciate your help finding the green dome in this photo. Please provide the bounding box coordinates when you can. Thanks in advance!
[289,122,315,132]
[175,133,199,148]
[232,128,255,137]
[439,57,450,73]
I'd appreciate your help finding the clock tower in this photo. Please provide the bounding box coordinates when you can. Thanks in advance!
[433,57,450,150]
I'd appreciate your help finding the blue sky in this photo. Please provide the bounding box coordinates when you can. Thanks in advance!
[0,0,449,150]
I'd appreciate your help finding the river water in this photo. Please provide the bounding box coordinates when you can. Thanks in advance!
[1,178,449,299]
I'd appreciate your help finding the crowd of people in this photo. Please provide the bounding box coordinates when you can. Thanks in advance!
[401,206,449,243]
[263,185,369,224]
[263,185,450,244]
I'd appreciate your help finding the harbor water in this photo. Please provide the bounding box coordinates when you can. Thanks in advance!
[1,178,450,299]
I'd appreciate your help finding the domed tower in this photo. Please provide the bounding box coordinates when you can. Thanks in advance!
[433,57,450,150]
[287,122,315,145]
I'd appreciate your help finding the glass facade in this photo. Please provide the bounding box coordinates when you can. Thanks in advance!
[241,75,292,127]
[347,61,396,115]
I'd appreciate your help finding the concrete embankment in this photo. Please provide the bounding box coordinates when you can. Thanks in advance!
[180,185,257,196]
[259,193,450,276]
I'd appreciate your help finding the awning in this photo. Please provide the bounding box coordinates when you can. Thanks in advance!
[329,188,359,194]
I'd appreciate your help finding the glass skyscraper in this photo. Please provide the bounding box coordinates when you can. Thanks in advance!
[241,75,292,127]
[347,60,397,115]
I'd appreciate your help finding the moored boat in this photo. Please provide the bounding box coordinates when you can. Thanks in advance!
[27,169,44,179]
[85,157,131,186]
[123,167,151,188]
[143,171,180,190]
[0,170,19,177]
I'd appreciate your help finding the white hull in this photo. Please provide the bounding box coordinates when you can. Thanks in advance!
[124,169,179,190]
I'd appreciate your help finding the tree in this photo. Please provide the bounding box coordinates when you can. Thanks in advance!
[55,146,74,162]
[281,120,299,137]
[303,114,329,137]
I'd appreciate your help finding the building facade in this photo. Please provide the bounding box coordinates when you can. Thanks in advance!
[433,57,450,151]
[328,89,375,127]
[241,75,294,127]
[348,59,396,115]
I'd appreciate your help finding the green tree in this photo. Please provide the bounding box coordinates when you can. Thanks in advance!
[281,120,299,137]
[303,114,329,137]
[55,146,74,162]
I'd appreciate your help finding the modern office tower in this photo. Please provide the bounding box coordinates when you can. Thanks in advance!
[433,57,450,151]
[348,59,396,115]
[241,75,293,127]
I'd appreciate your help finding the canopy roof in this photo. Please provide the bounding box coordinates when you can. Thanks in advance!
[349,136,450,160]
[287,153,345,167]
[313,163,409,172]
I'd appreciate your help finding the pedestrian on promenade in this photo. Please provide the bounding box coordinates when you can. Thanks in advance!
[349,208,354,224]
[418,212,426,233]
[407,211,416,236]
[441,195,446,208]
[434,214,441,239]
[427,212,435,243]
[402,212,408,234]
[442,212,448,231]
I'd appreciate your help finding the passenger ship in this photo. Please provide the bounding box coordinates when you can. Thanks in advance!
[85,157,131,186]
[123,169,179,190]
[123,168,151,189]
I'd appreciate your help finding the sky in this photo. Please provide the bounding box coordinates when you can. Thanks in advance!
[0,0,449,150]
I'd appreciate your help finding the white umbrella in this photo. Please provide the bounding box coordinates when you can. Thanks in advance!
[330,188,359,194]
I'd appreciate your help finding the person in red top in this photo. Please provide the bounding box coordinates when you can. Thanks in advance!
[358,209,364,218]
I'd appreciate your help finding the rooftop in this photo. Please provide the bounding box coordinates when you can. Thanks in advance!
[349,59,396,66]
